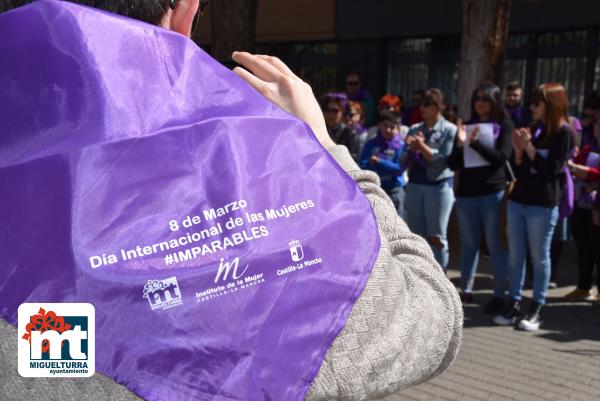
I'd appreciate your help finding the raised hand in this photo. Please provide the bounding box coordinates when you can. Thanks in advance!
[456,119,467,147]
[231,52,335,149]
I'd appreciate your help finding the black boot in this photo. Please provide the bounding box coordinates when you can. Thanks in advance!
[483,297,505,315]
[517,302,543,331]
[460,291,474,304]
[493,299,521,326]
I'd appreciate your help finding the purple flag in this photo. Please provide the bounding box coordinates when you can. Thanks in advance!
[0,1,379,400]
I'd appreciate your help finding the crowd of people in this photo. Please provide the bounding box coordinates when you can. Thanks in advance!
[321,73,600,332]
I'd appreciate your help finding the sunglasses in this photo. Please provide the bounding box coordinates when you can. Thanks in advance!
[324,107,342,114]
[346,81,360,86]
[474,96,489,102]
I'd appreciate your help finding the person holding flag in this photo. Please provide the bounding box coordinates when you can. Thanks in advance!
[0,1,462,400]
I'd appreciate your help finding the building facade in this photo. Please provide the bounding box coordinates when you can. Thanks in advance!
[196,0,600,115]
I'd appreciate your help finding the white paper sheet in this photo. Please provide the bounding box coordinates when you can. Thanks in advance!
[463,123,495,168]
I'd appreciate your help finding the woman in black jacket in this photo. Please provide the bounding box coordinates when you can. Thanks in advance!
[448,82,513,314]
[494,83,572,331]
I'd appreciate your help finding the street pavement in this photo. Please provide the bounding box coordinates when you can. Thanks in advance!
[383,240,600,401]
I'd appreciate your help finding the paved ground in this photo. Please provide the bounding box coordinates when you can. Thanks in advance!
[383,240,600,401]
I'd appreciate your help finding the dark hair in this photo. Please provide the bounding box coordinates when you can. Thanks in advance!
[470,82,508,123]
[506,81,522,92]
[583,90,600,111]
[378,110,399,126]
[319,92,349,114]
[444,103,459,124]
[1,0,166,24]
[422,88,445,110]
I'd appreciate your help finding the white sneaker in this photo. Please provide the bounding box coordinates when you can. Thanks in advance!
[517,302,543,331]
[518,318,541,331]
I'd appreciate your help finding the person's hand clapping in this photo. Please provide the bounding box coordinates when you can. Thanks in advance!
[406,135,419,152]
[231,51,335,149]
[512,127,531,151]
[456,119,467,147]
[414,131,426,149]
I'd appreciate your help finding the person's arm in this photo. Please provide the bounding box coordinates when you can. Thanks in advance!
[306,146,462,401]
[417,124,456,175]
[469,120,514,166]
[525,127,571,180]
[232,52,462,400]
[375,152,406,175]
[0,320,143,401]
[569,161,600,181]
[588,166,600,181]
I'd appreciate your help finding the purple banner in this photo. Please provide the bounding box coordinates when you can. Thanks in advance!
[0,1,379,400]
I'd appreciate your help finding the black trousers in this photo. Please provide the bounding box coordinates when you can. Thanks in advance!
[570,207,600,291]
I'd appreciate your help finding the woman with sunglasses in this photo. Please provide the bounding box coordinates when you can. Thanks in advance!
[319,93,363,161]
[404,88,457,271]
[447,82,514,312]
[494,83,572,331]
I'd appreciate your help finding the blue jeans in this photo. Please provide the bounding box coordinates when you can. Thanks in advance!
[507,201,558,304]
[456,192,507,297]
[405,182,455,270]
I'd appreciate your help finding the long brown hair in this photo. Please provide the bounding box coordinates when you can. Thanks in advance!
[531,83,569,137]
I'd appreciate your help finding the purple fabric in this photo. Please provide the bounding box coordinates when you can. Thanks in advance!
[569,116,583,133]
[560,166,575,218]
[0,2,380,401]
[506,104,529,128]
[491,123,501,141]
[408,150,428,168]
[375,131,404,151]
[575,150,600,208]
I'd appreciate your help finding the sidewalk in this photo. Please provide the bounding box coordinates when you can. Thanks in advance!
[384,241,600,401]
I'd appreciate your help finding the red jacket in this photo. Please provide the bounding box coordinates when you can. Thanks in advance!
[574,145,600,182]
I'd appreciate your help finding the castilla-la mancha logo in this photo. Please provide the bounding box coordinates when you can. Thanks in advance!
[18,303,95,377]
[143,276,183,311]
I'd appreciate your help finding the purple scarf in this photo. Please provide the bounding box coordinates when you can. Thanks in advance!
[0,2,380,400]
[375,131,404,151]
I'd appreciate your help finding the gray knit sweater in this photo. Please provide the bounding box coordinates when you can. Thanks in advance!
[0,145,463,401]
